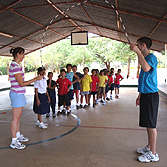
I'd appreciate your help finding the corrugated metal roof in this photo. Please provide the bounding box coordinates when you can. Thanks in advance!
[0,0,167,57]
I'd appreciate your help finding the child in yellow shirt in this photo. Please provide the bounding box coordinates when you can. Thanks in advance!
[80,67,92,108]
[98,70,108,105]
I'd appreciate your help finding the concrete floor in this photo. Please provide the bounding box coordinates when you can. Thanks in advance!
[0,88,167,167]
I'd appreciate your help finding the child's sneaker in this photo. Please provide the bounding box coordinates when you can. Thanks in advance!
[138,151,159,162]
[52,113,56,117]
[76,105,80,110]
[106,97,110,101]
[93,103,96,107]
[57,110,61,115]
[80,104,83,108]
[10,140,26,149]
[137,145,150,155]
[17,134,29,142]
[103,101,106,105]
[67,110,71,115]
[95,100,98,105]
[100,100,103,103]
[36,120,40,126]
[84,104,88,108]
[46,113,50,117]
[61,109,66,115]
[39,122,47,129]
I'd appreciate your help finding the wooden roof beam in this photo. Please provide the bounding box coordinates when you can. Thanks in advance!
[85,1,167,24]
[0,18,67,50]
[45,0,85,31]
[72,18,166,45]
[80,3,102,36]
[148,13,167,37]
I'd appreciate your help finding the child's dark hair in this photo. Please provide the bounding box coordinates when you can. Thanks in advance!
[96,69,99,72]
[111,68,114,71]
[91,69,96,73]
[10,47,25,59]
[60,69,66,73]
[110,71,114,74]
[137,37,152,49]
[118,69,121,72]
[105,70,110,75]
[72,65,77,68]
[83,67,89,71]
[100,70,104,74]
[66,64,72,68]
[37,67,43,73]
[48,72,53,76]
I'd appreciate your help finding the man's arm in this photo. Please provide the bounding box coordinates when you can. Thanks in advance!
[130,44,151,72]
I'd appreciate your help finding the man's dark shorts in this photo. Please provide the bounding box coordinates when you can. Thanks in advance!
[139,92,159,128]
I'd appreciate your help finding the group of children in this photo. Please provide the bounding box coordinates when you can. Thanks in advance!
[33,64,123,129]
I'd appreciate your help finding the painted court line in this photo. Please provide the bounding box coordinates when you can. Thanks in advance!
[59,124,167,132]
[0,120,167,132]
[0,114,81,150]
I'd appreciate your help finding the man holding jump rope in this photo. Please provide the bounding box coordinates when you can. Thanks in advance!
[130,37,159,163]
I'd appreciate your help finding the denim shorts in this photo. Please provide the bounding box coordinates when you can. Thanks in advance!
[9,91,27,108]
[115,84,120,88]
[80,91,89,96]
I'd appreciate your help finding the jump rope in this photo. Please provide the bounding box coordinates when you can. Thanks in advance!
[40,0,131,66]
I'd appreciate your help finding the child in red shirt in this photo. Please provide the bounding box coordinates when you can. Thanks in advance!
[56,69,72,115]
[105,70,112,101]
[109,71,114,100]
[89,69,99,107]
[114,69,123,98]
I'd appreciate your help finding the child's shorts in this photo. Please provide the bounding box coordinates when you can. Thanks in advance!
[109,83,115,91]
[115,84,120,88]
[33,93,49,115]
[89,91,98,95]
[98,87,105,94]
[9,91,27,108]
[58,94,70,107]
[80,91,89,96]
[68,90,74,100]
[105,84,109,93]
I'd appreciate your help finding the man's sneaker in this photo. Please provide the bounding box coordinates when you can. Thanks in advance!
[10,140,26,149]
[39,122,47,129]
[76,105,80,110]
[17,134,29,142]
[36,120,40,126]
[57,110,61,115]
[46,113,50,117]
[137,146,150,155]
[106,97,110,101]
[138,151,159,162]
[52,113,56,117]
